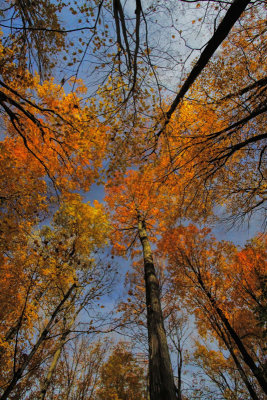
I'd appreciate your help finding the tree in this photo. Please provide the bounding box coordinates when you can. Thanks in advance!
[159,226,267,398]
[192,342,255,399]
[0,68,107,258]
[105,168,177,400]
[0,0,66,77]
[151,6,267,225]
[0,195,113,399]
[96,342,147,400]
[0,0,266,398]
[117,257,191,400]
[33,337,110,400]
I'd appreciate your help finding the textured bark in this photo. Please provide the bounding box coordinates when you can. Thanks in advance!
[138,216,177,400]
[177,343,182,400]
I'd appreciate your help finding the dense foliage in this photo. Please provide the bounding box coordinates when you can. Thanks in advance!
[0,0,266,399]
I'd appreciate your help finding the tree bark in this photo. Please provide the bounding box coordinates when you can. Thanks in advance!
[177,342,182,400]
[138,216,177,400]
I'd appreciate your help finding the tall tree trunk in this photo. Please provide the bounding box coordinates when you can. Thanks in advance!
[211,313,260,400]
[177,342,182,400]
[39,288,83,400]
[39,330,68,400]
[138,216,177,400]
[197,275,267,395]
[0,284,76,400]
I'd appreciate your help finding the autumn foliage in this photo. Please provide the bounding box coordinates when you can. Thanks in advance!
[0,1,266,399]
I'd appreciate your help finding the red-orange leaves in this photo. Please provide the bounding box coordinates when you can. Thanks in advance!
[159,226,266,348]
[105,167,171,255]
[0,73,107,256]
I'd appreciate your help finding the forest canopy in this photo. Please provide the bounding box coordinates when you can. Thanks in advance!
[0,0,266,399]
